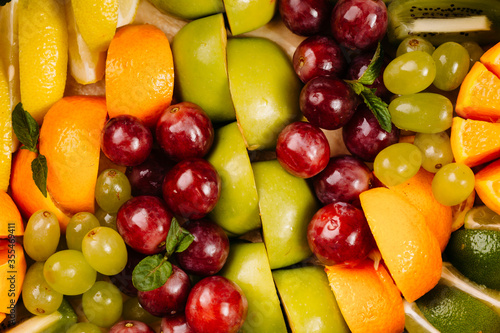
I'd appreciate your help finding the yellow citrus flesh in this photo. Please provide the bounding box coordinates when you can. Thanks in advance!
[117,0,140,27]
[0,65,11,192]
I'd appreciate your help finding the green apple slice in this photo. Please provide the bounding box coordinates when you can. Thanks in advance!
[252,160,318,269]
[273,266,350,333]
[227,37,302,150]
[224,0,276,36]
[148,0,224,20]
[220,242,288,332]
[172,13,235,122]
[207,122,261,235]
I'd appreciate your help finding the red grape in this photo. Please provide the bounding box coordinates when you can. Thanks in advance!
[346,52,390,100]
[126,150,174,197]
[161,314,194,333]
[279,0,332,36]
[109,320,155,333]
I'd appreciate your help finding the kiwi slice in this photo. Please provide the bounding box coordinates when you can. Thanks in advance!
[387,0,500,45]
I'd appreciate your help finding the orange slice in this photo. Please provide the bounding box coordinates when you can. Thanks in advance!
[0,240,26,313]
[475,158,500,216]
[480,41,500,78]
[0,190,23,237]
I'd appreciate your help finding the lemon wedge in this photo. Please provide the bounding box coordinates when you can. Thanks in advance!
[0,65,12,192]
[117,0,140,27]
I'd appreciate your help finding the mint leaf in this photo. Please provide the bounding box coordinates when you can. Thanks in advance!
[12,103,39,153]
[165,218,194,257]
[359,87,392,133]
[132,254,172,292]
[358,43,383,86]
[31,155,48,197]
[0,0,12,6]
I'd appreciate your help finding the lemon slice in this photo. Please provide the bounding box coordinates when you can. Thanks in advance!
[117,0,140,28]
[0,65,12,192]
[72,0,119,52]
[66,0,106,85]
[464,205,500,231]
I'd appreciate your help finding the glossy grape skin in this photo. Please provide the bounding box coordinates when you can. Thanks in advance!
[43,250,96,295]
[461,41,484,69]
[82,281,123,328]
[342,105,400,162]
[67,323,102,333]
[331,0,388,51]
[432,163,475,206]
[373,143,423,187]
[101,115,153,167]
[432,42,470,91]
[109,320,156,333]
[389,93,453,134]
[279,0,332,36]
[22,262,63,316]
[313,154,373,207]
[126,150,174,197]
[383,51,436,95]
[116,196,173,255]
[175,219,230,276]
[346,52,389,101]
[109,247,146,297]
[95,207,118,231]
[300,76,359,130]
[161,313,194,333]
[24,210,60,262]
[413,132,453,173]
[276,121,330,178]
[122,297,160,324]
[186,276,248,333]
[66,212,100,251]
[162,158,221,220]
[396,36,435,57]
[82,226,128,276]
[95,169,132,214]
[292,35,346,83]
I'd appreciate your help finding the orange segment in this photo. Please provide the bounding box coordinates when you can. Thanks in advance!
[360,187,442,303]
[106,24,174,127]
[455,62,500,121]
[39,96,108,216]
[480,41,500,78]
[10,149,70,232]
[0,240,26,313]
[0,190,23,237]
[450,116,500,167]
[475,158,500,216]
[325,260,405,333]
[389,168,453,252]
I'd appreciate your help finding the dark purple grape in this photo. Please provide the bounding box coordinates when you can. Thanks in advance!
[279,0,332,36]
[346,52,390,100]
[101,115,153,167]
[300,76,360,130]
[162,158,221,220]
[156,102,214,162]
[175,219,230,276]
[276,121,330,178]
[342,105,399,162]
[307,202,375,266]
[293,35,347,83]
[109,246,146,297]
[109,320,155,333]
[161,314,194,333]
[126,150,174,197]
[331,0,388,51]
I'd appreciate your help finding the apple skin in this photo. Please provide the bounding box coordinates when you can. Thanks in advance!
[219,242,288,333]
[172,14,235,122]
[207,122,261,235]
[148,0,224,20]
[252,160,319,269]
[224,0,277,35]
[227,37,302,150]
[273,266,350,333]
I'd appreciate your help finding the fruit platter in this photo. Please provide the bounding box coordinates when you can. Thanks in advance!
[1,0,500,332]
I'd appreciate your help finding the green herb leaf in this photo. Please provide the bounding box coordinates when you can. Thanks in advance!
[165,218,194,257]
[358,42,383,86]
[31,154,48,197]
[0,0,12,6]
[359,87,392,133]
[132,254,172,292]
[12,103,39,153]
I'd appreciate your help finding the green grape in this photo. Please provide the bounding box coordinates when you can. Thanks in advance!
[43,250,96,295]
[95,207,118,231]
[66,212,100,251]
[82,226,127,276]
[389,93,453,134]
[432,163,475,206]
[461,41,484,70]
[374,143,423,186]
[383,51,436,95]
[95,168,132,213]
[66,322,102,333]
[413,132,454,173]
[396,36,435,57]
[122,297,161,324]
[24,210,61,261]
[432,42,470,91]
[82,281,123,328]
[22,262,63,316]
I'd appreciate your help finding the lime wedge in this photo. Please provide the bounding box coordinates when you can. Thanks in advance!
[404,300,440,333]
[464,205,500,231]
[117,0,140,28]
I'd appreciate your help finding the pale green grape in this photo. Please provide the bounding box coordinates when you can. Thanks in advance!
[122,297,161,323]
[95,169,132,213]
[43,250,96,295]
[24,210,60,261]
[432,163,475,206]
[95,207,117,231]
[413,132,453,173]
[396,36,435,57]
[461,41,484,70]
[66,212,100,251]
[22,262,63,315]
[82,281,123,328]
[389,93,453,133]
[66,322,102,333]
[432,42,470,91]
[383,51,436,95]
[82,226,127,276]
[374,143,423,186]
